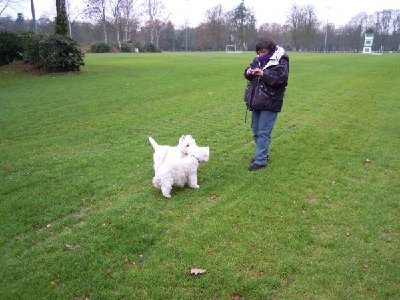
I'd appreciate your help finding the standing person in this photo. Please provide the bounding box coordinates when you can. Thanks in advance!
[244,37,289,171]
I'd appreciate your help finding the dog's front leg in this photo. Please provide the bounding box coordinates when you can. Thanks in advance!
[188,174,200,189]
[161,185,172,198]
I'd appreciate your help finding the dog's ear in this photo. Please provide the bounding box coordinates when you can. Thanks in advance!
[188,135,196,144]
[178,135,186,153]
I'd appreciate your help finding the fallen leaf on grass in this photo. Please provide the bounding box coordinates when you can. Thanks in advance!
[308,194,317,204]
[64,243,74,250]
[73,295,89,300]
[208,193,218,201]
[190,268,206,275]
[123,257,136,266]
[231,293,243,300]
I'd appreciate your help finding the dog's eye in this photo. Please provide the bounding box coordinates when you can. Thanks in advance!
[186,144,190,147]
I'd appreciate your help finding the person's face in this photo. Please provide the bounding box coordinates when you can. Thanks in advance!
[257,48,269,55]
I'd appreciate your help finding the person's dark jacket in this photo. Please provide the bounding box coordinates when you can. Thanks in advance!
[244,51,289,112]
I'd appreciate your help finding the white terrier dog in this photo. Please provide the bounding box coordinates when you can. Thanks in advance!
[148,135,209,198]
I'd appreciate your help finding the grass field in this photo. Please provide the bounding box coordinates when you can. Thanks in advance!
[1,52,399,299]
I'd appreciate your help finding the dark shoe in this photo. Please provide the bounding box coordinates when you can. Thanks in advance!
[248,162,266,171]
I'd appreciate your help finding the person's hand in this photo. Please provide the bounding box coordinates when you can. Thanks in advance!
[252,68,263,76]
[247,68,263,76]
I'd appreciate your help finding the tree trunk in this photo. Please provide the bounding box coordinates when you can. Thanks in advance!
[55,0,68,35]
[114,1,121,49]
[102,0,108,43]
[30,0,37,33]
[66,0,72,37]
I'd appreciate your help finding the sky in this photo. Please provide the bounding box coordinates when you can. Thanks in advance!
[3,0,399,27]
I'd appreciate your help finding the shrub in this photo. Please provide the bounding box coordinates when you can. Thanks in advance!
[18,31,43,65]
[0,29,23,65]
[120,42,132,53]
[39,34,85,72]
[130,41,142,52]
[143,43,161,53]
[90,42,111,53]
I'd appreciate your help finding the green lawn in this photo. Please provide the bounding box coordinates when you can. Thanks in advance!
[1,52,399,299]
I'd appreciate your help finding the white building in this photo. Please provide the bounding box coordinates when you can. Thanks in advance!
[363,30,374,54]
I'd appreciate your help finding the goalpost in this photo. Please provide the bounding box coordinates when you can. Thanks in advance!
[225,44,242,53]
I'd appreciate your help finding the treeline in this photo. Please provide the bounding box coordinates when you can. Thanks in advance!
[1,1,399,52]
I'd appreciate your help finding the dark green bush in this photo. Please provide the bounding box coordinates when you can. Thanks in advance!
[0,30,84,72]
[39,34,85,72]
[143,43,161,53]
[120,42,132,53]
[0,29,23,65]
[18,31,43,65]
[90,42,111,53]
[131,41,142,52]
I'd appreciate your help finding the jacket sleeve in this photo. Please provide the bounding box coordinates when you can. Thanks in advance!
[244,68,253,81]
[244,58,259,81]
[261,56,289,87]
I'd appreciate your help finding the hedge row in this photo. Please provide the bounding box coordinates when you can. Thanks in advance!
[90,41,160,53]
[0,29,85,72]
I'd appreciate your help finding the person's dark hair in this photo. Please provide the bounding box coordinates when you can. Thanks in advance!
[255,37,277,53]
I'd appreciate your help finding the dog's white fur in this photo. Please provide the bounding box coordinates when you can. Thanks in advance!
[149,135,209,198]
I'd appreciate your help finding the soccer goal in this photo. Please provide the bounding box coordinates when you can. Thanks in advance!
[225,44,242,53]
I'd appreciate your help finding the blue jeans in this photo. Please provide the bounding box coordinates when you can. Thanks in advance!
[251,110,278,165]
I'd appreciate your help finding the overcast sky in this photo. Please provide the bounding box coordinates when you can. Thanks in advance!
[3,0,399,27]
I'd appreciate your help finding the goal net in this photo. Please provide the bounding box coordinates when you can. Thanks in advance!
[225,45,242,53]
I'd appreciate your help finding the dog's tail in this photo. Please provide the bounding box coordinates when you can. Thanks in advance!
[148,136,158,150]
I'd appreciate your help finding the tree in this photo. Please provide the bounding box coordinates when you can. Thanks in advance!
[287,4,319,51]
[204,5,226,50]
[0,0,22,17]
[37,13,53,34]
[14,12,25,31]
[110,0,122,48]
[375,10,393,51]
[30,0,37,33]
[227,0,256,50]
[119,0,139,41]
[259,23,291,49]
[65,0,74,37]
[55,0,68,35]
[232,0,245,49]
[158,20,175,50]
[85,0,108,43]
[143,0,167,47]
[341,13,368,51]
